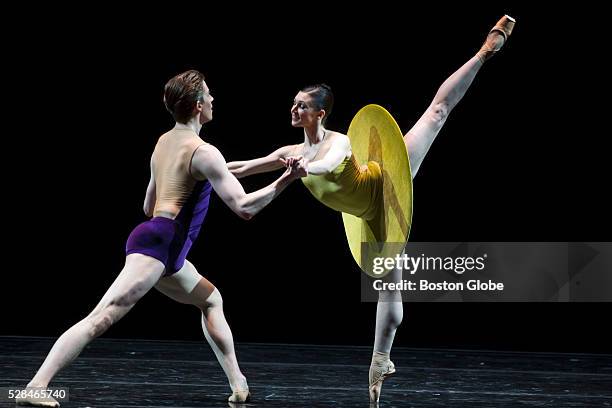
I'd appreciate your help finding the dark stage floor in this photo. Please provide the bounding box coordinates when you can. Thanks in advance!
[1,336,611,407]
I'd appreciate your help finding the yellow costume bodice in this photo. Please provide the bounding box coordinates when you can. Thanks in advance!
[301,154,382,221]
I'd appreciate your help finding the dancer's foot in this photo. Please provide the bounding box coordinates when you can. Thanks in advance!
[477,15,516,63]
[228,376,250,403]
[15,387,60,407]
[228,389,250,403]
[368,351,396,403]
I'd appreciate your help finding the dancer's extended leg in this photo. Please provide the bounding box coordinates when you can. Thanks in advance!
[155,260,249,403]
[370,265,403,403]
[405,15,515,176]
[18,254,165,407]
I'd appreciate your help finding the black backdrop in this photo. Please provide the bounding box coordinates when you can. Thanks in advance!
[4,6,609,353]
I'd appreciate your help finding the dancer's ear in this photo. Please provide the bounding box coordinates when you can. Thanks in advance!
[317,109,326,121]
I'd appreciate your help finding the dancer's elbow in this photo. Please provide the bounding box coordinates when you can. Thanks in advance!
[238,209,254,220]
[236,203,255,220]
[143,205,154,217]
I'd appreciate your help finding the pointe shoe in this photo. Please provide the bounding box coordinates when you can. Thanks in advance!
[477,15,516,62]
[228,389,250,403]
[15,394,60,407]
[368,353,396,403]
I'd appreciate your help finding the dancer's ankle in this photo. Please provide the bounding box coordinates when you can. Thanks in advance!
[26,381,49,388]
[372,351,390,362]
[230,374,248,392]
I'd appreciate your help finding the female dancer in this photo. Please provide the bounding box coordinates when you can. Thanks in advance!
[227,16,515,403]
[17,70,304,407]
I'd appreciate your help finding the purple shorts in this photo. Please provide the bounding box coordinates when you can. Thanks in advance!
[125,216,197,276]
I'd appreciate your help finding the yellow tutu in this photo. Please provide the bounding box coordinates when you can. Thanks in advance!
[342,104,413,277]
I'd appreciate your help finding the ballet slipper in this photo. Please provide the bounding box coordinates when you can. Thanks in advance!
[15,391,60,407]
[228,389,250,403]
[368,351,396,403]
[477,15,516,62]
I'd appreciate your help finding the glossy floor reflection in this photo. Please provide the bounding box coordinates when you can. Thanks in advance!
[1,336,611,407]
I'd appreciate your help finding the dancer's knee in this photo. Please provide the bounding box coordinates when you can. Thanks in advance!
[201,287,222,310]
[87,308,116,338]
[379,288,403,303]
[427,102,450,127]
[87,292,138,338]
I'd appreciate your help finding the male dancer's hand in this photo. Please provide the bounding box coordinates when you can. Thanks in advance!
[293,158,308,178]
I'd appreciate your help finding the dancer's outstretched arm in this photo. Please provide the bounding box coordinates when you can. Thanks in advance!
[227,144,301,178]
[194,144,304,219]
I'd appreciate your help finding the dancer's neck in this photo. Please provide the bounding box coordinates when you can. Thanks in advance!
[304,126,326,146]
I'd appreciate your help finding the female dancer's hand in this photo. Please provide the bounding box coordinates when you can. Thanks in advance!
[283,156,308,178]
[280,156,298,167]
